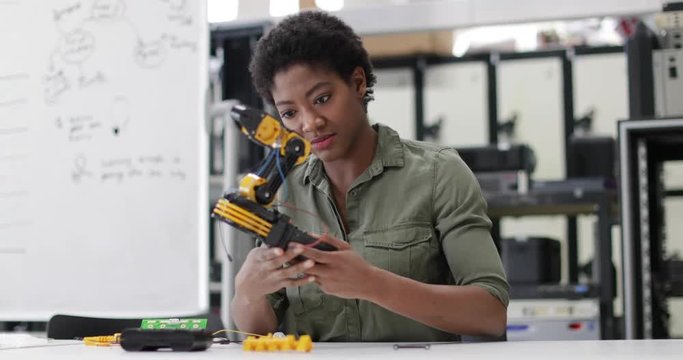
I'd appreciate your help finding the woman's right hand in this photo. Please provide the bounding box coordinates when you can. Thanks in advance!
[234,245,316,301]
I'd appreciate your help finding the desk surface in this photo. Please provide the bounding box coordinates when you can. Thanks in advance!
[2,340,683,359]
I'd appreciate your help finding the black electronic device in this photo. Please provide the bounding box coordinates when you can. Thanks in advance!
[531,178,615,194]
[568,136,615,179]
[502,236,561,285]
[456,144,536,196]
[509,283,598,299]
[456,144,536,173]
[665,258,683,296]
[120,329,213,352]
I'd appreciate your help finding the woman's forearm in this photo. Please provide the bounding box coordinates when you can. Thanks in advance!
[230,292,278,335]
[364,267,507,337]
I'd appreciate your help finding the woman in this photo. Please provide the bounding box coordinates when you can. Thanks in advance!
[231,11,508,342]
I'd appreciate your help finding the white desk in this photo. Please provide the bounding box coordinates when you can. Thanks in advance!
[2,340,683,359]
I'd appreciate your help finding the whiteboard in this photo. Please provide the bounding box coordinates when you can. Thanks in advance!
[0,0,208,320]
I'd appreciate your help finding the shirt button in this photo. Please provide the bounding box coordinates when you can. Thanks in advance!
[350,190,358,197]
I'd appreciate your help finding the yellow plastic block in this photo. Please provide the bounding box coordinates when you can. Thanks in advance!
[241,334,313,352]
[296,335,313,352]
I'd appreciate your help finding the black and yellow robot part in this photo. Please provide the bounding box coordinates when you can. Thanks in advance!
[213,198,272,238]
[231,104,310,165]
[211,105,336,252]
[237,174,266,204]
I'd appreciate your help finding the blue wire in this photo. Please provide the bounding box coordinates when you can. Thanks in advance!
[275,148,287,205]
[255,150,275,177]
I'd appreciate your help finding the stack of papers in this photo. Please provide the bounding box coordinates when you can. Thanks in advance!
[0,333,80,350]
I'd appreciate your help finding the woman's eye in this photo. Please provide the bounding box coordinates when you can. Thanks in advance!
[280,110,295,119]
[315,94,331,105]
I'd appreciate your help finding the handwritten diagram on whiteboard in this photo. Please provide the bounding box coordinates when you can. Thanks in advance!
[0,0,208,320]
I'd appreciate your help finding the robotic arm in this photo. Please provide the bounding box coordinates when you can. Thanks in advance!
[211,105,336,252]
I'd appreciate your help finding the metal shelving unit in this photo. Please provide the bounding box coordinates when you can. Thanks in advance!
[620,118,683,339]
[487,187,619,339]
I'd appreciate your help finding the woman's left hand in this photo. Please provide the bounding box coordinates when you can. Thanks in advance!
[295,234,380,300]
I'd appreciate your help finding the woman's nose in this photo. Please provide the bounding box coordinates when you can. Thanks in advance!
[302,112,324,134]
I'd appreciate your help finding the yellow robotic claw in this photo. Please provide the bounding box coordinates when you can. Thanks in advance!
[211,105,336,252]
[229,105,310,205]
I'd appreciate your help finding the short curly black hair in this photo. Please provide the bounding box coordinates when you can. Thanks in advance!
[249,11,376,112]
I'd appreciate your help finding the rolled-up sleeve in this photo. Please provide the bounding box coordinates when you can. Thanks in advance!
[432,149,509,307]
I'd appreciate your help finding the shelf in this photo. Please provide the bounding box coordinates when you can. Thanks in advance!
[510,283,599,300]
[485,181,618,339]
[486,189,617,218]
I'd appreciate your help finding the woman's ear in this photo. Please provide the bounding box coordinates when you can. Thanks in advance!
[351,66,367,99]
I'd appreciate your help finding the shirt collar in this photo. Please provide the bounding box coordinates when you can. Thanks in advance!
[302,123,405,186]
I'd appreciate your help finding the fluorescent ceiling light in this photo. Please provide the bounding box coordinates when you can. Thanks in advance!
[208,0,238,23]
[270,0,299,17]
[315,0,344,11]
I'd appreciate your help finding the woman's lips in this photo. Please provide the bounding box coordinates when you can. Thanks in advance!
[311,134,336,151]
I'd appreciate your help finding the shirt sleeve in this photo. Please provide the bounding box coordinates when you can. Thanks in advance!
[432,148,510,307]
[266,288,289,328]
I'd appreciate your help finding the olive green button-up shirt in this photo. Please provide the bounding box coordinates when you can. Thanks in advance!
[268,124,509,342]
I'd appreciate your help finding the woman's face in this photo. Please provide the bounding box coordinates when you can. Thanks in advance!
[271,63,368,163]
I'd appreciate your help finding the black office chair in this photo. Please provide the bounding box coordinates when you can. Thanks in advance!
[47,312,224,340]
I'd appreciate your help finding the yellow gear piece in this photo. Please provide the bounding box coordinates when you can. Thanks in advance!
[238,174,266,202]
[253,114,282,145]
[281,132,311,165]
